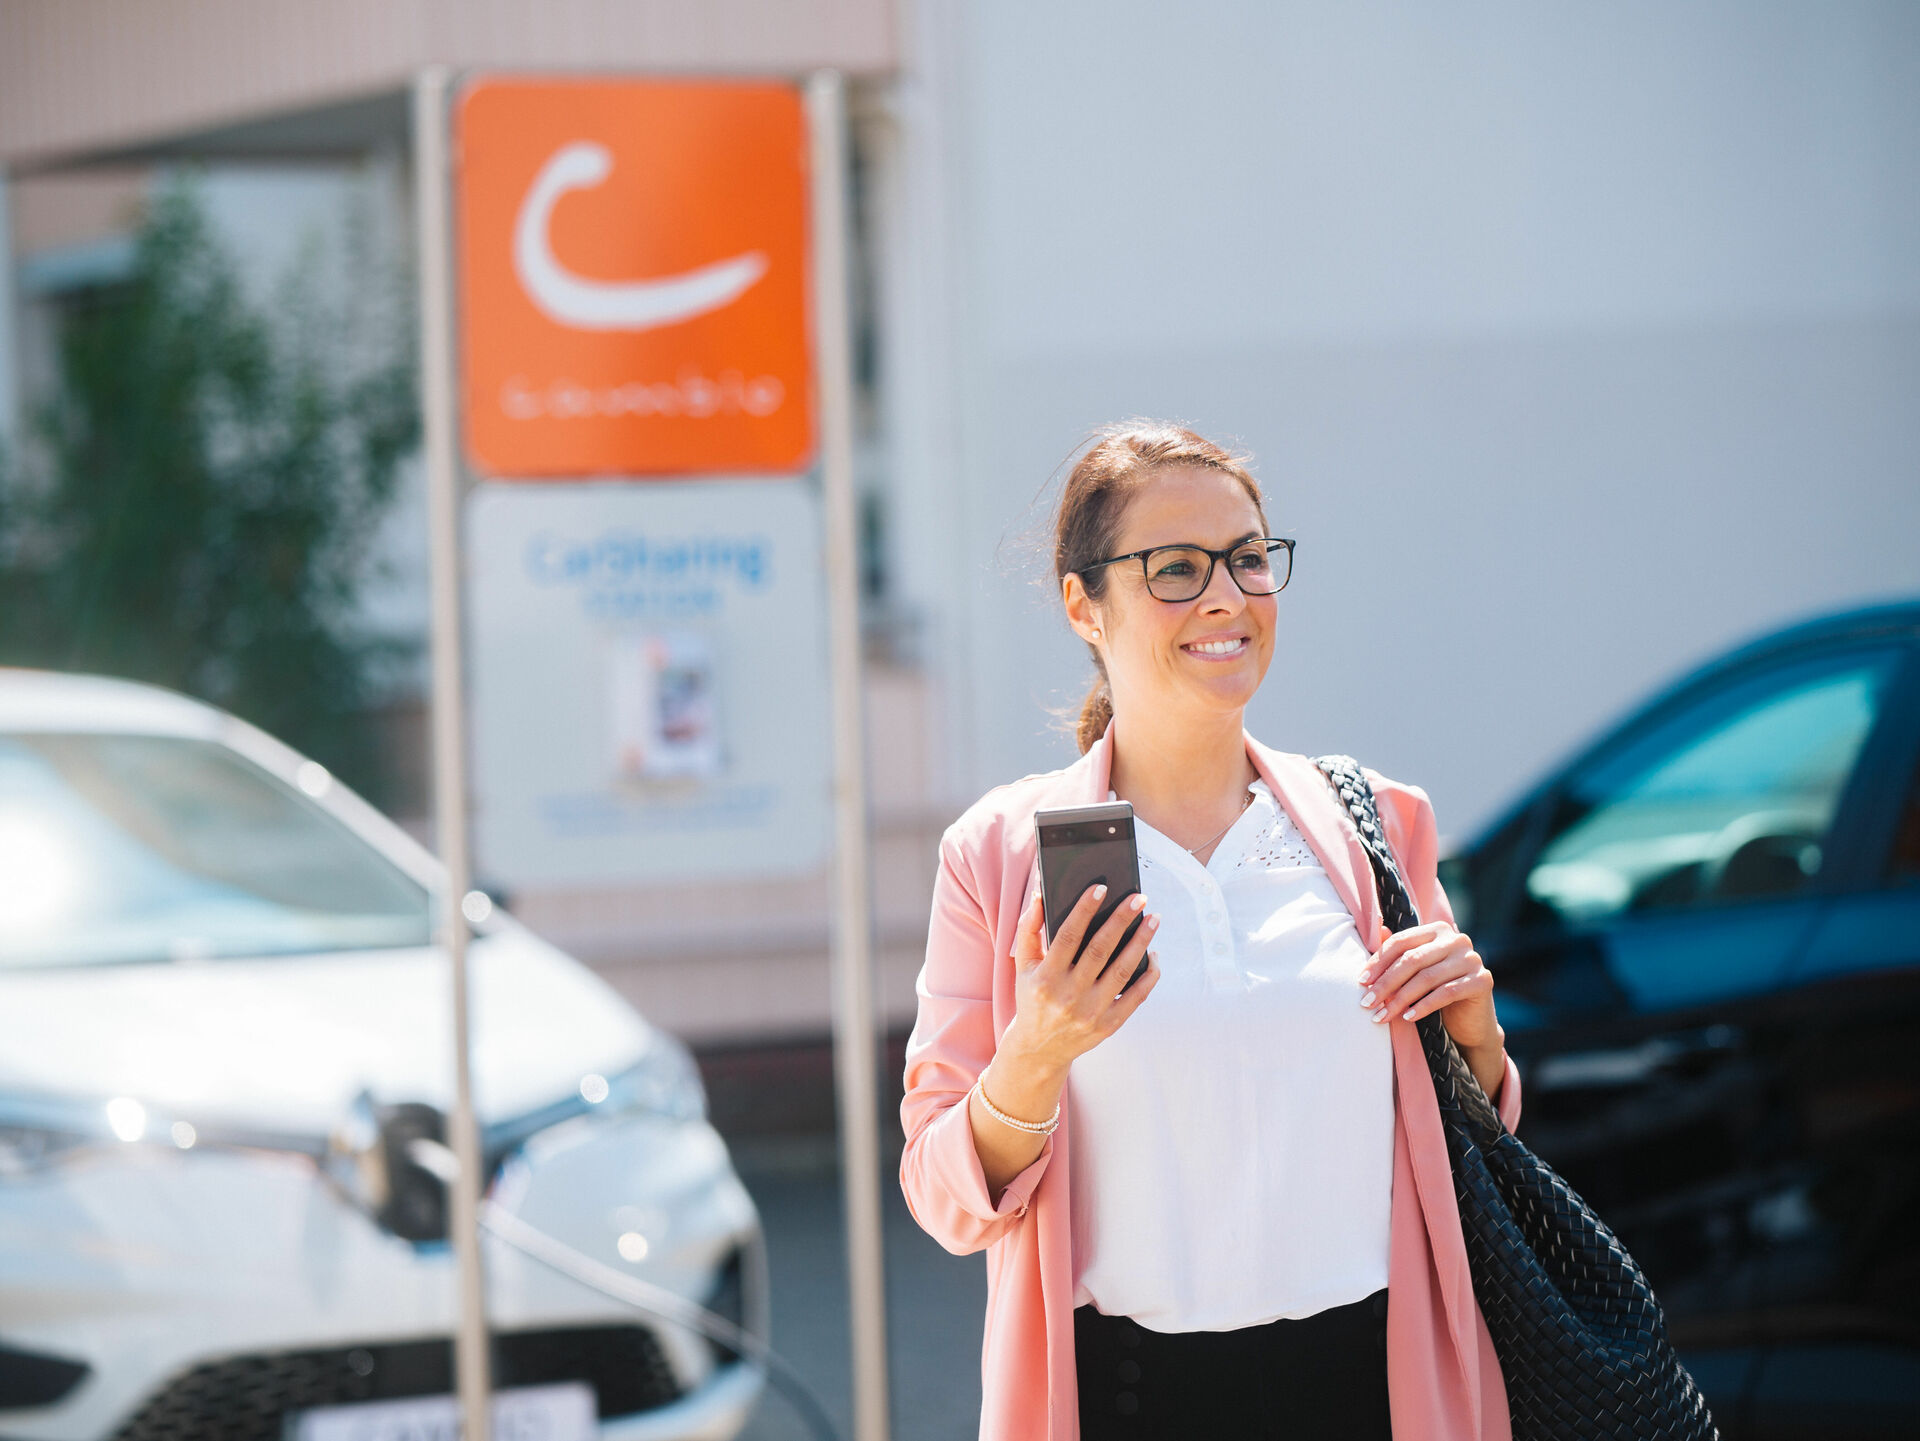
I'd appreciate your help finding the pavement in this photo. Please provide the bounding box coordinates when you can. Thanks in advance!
[730,1136,987,1441]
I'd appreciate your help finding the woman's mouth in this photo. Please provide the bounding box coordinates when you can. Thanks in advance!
[1182,636,1248,659]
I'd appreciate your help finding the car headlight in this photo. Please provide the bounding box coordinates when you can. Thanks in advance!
[590,1033,707,1125]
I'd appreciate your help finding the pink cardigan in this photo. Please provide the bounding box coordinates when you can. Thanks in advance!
[900,728,1523,1441]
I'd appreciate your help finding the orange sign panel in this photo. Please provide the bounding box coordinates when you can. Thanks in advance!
[458,78,813,476]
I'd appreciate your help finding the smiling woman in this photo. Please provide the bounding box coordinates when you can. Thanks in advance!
[899,421,1523,1441]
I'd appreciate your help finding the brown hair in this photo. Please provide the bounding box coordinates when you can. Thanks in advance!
[1053,422,1267,753]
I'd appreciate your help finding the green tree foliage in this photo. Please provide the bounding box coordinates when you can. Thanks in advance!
[0,181,418,801]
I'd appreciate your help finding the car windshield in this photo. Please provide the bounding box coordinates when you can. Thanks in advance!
[0,733,432,968]
[1526,651,1898,925]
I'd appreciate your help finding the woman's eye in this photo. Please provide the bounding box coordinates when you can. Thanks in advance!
[1231,550,1269,571]
[1151,560,1198,579]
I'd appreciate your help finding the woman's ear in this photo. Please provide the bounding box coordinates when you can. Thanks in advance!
[1062,573,1102,645]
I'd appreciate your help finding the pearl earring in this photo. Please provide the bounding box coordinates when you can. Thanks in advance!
[1090,628,1101,640]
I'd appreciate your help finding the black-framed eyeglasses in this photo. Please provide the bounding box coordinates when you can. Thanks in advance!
[1080,537,1295,603]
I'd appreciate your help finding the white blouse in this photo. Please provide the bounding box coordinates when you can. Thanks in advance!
[1066,779,1395,1333]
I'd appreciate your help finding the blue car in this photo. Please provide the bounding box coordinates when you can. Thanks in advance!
[1439,601,1920,1440]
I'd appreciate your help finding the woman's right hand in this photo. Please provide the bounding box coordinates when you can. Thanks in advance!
[969,886,1160,1204]
[999,886,1161,1075]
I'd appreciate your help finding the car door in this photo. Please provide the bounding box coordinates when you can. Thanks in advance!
[1737,656,1920,1438]
[1463,642,1912,1357]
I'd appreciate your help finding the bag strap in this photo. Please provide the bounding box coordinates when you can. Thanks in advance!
[1311,754,1421,934]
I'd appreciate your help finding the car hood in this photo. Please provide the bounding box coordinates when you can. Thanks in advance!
[0,928,655,1135]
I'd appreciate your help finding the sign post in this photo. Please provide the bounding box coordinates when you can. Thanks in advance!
[808,69,892,1441]
[424,66,891,1441]
[411,65,493,1441]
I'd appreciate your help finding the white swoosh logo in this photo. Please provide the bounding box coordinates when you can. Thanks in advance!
[512,141,768,331]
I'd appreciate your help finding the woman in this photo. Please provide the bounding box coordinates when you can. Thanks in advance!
[899,423,1522,1441]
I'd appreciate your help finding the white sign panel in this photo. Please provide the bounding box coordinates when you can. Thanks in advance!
[468,480,830,886]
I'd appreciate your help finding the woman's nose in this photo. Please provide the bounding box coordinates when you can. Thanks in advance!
[1198,560,1246,612]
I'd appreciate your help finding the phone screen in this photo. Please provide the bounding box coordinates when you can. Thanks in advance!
[1035,802,1148,991]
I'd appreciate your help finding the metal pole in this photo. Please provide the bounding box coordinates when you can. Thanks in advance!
[0,172,20,448]
[412,65,493,1441]
[807,69,892,1441]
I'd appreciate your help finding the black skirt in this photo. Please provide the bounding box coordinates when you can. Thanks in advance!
[1074,1290,1392,1440]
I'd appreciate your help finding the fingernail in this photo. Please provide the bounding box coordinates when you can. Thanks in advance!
[1359,990,1376,1008]
[1146,915,1160,930]
[1403,1009,1417,1021]
[1129,894,1145,911]
[1094,885,1108,899]
[1372,1008,1388,1023]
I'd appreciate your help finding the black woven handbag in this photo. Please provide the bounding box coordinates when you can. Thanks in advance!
[1313,754,1717,1441]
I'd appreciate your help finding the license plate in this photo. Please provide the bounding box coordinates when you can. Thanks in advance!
[286,1381,596,1441]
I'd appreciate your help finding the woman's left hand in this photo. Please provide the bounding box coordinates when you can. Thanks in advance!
[1361,920,1503,1057]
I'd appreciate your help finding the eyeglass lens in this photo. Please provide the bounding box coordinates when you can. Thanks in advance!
[1143,541,1289,601]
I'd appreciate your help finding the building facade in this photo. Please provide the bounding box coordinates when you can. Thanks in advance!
[5,0,1917,1042]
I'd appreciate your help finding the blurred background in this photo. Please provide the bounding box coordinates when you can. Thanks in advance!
[1,3,1916,1440]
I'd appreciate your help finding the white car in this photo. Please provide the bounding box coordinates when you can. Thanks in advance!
[0,669,767,1441]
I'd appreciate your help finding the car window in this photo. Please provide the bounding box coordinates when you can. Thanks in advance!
[1523,651,1899,928]
[0,733,431,968]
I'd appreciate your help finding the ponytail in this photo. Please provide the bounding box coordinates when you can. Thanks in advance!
[1076,673,1114,754]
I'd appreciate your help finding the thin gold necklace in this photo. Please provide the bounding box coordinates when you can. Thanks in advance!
[1185,790,1253,856]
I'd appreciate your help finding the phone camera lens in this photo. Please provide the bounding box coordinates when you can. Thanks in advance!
[1108,826,1116,834]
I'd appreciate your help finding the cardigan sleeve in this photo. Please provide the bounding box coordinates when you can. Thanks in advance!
[899,829,1053,1255]
[1368,769,1523,1135]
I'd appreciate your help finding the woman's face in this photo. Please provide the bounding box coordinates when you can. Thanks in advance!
[1068,465,1277,726]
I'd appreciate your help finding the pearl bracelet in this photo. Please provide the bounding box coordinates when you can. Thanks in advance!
[972,1076,1060,1135]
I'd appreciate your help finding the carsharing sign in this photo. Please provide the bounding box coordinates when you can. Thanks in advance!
[467,481,829,886]
[454,77,830,890]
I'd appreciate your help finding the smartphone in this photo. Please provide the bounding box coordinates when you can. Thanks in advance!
[1035,802,1148,992]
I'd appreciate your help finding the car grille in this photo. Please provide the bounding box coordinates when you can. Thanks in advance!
[109,1325,684,1441]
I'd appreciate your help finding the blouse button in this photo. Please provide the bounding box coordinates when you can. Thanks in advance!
[1207,910,1220,922]
[1211,942,1227,956]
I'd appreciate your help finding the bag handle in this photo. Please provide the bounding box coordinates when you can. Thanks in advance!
[1311,754,1422,933]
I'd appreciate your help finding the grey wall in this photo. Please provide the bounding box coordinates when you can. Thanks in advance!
[889,0,1920,837]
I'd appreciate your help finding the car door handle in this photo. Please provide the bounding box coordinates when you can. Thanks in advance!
[1530,1025,1742,1091]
